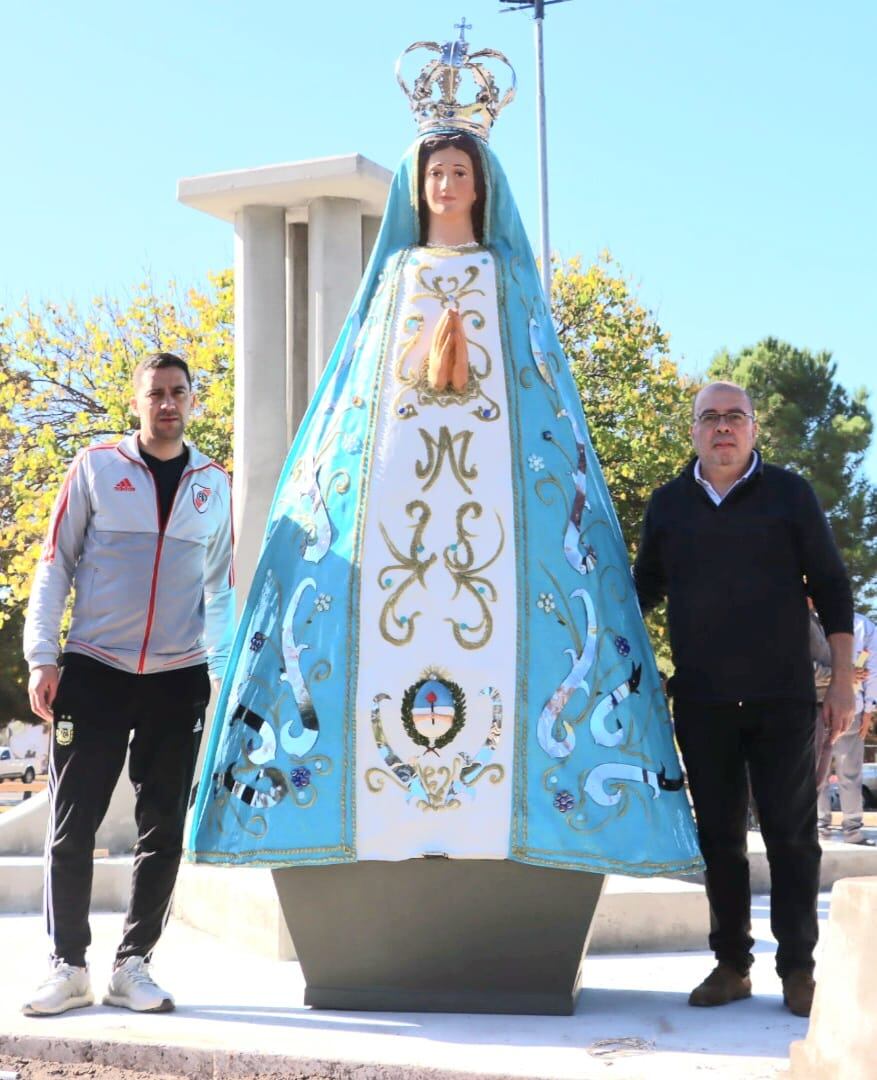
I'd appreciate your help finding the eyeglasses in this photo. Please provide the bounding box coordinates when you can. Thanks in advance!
[694,409,755,427]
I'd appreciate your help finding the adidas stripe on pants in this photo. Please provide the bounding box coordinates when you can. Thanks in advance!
[45,652,209,967]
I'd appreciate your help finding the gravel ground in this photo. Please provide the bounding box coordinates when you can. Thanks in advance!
[0,1058,333,1080]
[0,1058,185,1080]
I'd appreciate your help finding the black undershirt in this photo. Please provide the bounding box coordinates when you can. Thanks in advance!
[139,444,189,530]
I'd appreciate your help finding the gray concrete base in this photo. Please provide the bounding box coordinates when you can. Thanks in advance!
[172,861,711,958]
[0,770,136,856]
[675,828,877,893]
[170,830,875,961]
[274,861,605,1014]
[0,856,132,914]
[172,861,295,959]
[788,876,877,1080]
[591,874,708,953]
[4,829,873,959]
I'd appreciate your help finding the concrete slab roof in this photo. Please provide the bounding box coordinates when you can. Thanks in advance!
[177,153,393,223]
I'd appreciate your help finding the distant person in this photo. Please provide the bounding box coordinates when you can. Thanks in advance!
[21,353,234,1016]
[815,610,876,845]
[633,381,854,1018]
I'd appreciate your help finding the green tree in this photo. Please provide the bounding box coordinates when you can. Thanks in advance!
[552,253,695,548]
[551,253,695,661]
[0,272,234,626]
[709,338,877,610]
[0,608,30,720]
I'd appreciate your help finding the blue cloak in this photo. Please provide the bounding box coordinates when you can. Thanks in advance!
[187,134,703,876]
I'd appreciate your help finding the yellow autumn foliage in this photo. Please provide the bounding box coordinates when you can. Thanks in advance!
[0,272,234,627]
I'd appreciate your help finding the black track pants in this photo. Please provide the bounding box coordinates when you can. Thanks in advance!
[45,653,209,967]
[674,699,820,978]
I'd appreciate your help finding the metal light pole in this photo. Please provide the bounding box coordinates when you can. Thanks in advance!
[500,0,571,304]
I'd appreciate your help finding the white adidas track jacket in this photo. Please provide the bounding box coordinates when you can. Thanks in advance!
[24,433,235,678]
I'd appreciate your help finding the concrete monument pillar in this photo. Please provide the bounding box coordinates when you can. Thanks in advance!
[233,205,287,603]
[286,222,309,442]
[307,197,363,392]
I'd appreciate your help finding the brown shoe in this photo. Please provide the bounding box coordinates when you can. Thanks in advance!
[782,970,815,1017]
[688,963,752,1007]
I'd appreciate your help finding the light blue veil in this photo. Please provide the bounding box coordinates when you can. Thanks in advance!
[188,132,703,876]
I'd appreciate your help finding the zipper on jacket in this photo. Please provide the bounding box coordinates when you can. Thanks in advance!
[136,464,193,674]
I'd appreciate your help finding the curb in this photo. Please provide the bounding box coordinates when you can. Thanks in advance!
[0,1034,547,1080]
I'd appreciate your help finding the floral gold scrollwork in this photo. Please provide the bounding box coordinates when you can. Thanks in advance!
[391,257,501,422]
[534,473,567,511]
[392,311,425,421]
[365,767,410,795]
[443,501,505,650]
[326,469,351,495]
[365,756,505,812]
[417,764,461,810]
[378,500,437,645]
[416,426,478,493]
[417,757,505,812]
[411,264,484,309]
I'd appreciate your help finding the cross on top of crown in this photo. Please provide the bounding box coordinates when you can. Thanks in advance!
[396,22,516,142]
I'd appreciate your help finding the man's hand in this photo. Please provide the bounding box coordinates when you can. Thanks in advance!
[211,677,222,702]
[860,711,873,742]
[853,665,867,687]
[28,665,59,723]
[823,677,856,743]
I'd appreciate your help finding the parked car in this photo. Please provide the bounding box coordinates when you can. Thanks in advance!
[0,746,37,784]
[827,762,877,811]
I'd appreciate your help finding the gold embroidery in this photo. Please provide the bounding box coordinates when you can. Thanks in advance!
[443,502,505,650]
[410,263,484,308]
[416,426,478,493]
[391,257,501,422]
[365,756,505,812]
[378,500,436,645]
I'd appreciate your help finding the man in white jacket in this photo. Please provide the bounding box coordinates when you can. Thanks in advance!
[22,352,235,1016]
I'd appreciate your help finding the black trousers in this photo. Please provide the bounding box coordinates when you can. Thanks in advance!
[46,653,209,967]
[674,699,820,978]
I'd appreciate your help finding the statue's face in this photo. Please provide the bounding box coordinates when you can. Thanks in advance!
[423,147,477,228]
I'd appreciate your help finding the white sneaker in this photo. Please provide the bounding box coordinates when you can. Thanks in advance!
[103,956,175,1012]
[22,959,94,1016]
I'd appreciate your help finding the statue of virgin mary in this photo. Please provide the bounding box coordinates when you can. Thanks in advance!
[187,28,702,878]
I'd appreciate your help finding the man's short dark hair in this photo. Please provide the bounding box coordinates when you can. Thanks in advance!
[133,352,192,389]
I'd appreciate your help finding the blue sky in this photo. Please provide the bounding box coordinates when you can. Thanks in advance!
[2,1,875,476]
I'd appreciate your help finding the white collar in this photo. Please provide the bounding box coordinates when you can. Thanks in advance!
[694,451,758,506]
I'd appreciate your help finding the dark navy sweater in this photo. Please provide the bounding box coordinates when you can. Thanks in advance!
[633,454,853,703]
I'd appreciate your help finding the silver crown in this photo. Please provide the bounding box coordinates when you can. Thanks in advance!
[396,19,516,141]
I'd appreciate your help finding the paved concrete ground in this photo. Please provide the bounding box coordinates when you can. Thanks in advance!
[0,895,825,1080]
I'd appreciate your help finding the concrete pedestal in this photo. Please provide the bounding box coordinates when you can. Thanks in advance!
[273,860,605,1015]
[788,876,877,1080]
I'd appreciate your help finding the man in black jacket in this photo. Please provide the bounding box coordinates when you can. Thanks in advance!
[633,381,854,1018]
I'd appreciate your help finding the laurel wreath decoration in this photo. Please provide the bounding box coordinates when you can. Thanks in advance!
[400,675,467,750]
